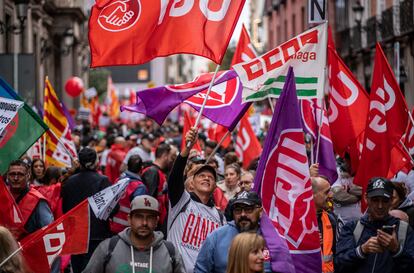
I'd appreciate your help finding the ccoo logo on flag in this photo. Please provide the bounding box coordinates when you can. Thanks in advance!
[98,0,141,32]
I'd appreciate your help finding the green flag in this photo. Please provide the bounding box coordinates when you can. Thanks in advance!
[0,77,48,174]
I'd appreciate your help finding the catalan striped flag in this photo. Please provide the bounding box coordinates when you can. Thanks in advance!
[43,78,77,167]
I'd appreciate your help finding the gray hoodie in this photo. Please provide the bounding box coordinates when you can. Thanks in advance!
[82,228,186,273]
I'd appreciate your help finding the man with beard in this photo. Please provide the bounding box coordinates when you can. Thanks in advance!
[82,195,185,273]
[194,191,277,273]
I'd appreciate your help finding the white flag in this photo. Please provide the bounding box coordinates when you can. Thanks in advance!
[88,178,130,220]
[0,97,23,136]
[233,22,327,102]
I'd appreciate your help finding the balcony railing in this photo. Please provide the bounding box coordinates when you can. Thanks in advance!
[351,25,362,51]
[366,17,377,47]
[400,0,414,35]
[379,7,395,41]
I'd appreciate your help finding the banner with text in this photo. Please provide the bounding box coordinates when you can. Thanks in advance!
[88,178,129,220]
[0,97,23,136]
[233,22,327,102]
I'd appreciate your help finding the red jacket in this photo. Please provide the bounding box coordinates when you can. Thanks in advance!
[105,144,127,183]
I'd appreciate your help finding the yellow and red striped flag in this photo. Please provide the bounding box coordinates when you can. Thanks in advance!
[106,75,120,121]
[43,78,77,167]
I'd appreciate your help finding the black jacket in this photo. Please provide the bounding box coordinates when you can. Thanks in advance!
[61,169,112,240]
[334,214,414,273]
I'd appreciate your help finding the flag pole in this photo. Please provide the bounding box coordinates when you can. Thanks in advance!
[194,65,221,127]
[187,64,221,147]
[0,246,22,268]
[268,97,275,113]
[408,110,414,128]
[399,139,414,165]
[206,130,232,162]
[47,128,76,163]
[42,133,46,161]
[315,98,325,163]
[310,136,314,165]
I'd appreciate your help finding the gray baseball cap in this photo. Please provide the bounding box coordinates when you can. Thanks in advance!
[130,195,159,214]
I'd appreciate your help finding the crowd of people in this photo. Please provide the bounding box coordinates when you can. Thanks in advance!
[2,117,414,273]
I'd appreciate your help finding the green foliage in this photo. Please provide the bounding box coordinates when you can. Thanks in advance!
[88,69,110,99]
[207,47,236,72]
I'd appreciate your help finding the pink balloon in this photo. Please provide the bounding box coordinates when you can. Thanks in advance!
[65,77,84,97]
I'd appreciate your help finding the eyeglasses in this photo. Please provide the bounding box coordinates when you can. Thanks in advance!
[7,172,26,178]
[233,206,258,215]
[239,180,252,186]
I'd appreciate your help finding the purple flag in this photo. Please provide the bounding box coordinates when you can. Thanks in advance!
[61,100,76,131]
[184,75,251,131]
[300,99,338,183]
[121,70,239,127]
[253,67,322,273]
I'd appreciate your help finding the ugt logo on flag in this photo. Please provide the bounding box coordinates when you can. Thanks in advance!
[98,0,141,32]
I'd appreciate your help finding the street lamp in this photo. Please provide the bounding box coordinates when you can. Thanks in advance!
[352,1,365,26]
[40,28,75,60]
[61,28,75,55]
[0,0,30,35]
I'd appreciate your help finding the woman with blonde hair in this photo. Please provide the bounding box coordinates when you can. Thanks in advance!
[226,232,265,273]
[0,226,26,273]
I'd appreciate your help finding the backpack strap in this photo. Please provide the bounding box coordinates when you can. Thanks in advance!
[353,220,364,244]
[103,235,120,273]
[168,198,191,231]
[397,220,409,250]
[164,240,176,270]
[218,209,225,226]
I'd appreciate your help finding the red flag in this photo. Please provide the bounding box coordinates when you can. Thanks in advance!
[0,178,24,238]
[90,96,102,127]
[327,45,369,169]
[182,110,202,152]
[355,43,409,209]
[208,123,231,148]
[231,24,257,66]
[327,25,336,50]
[236,116,262,168]
[89,0,246,67]
[21,199,89,273]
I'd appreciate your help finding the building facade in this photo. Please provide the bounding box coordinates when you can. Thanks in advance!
[0,0,89,108]
[334,0,414,107]
[250,0,267,53]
